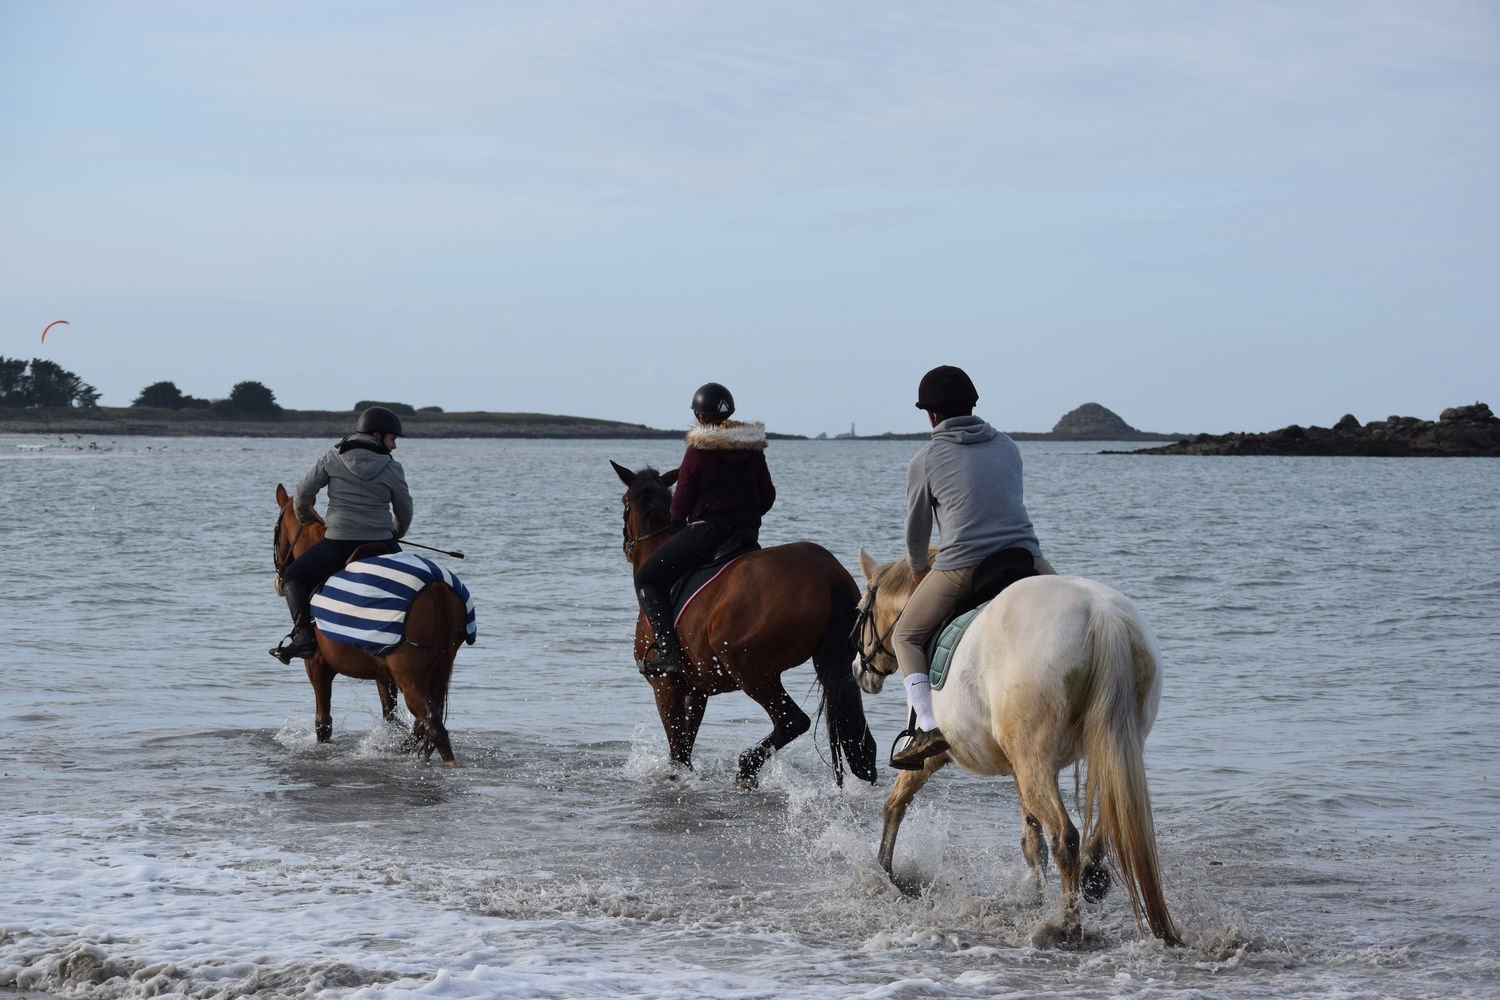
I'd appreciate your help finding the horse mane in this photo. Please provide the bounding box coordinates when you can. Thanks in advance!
[627,466,673,527]
[876,546,938,597]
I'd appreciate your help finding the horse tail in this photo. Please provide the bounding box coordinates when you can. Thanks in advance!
[812,574,878,786]
[427,583,467,725]
[1080,600,1179,944]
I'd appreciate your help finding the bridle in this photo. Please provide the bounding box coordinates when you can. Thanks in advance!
[272,502,314,583]
[850,574,901,679]
[621,491,678,560]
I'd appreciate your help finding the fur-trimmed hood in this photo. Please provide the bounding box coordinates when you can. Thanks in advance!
[685,420,767,452]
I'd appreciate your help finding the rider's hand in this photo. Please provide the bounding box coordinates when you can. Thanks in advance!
[913,570,929,587]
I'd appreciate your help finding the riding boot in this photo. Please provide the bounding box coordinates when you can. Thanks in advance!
[636,585,684,676]
[270,579,319,663]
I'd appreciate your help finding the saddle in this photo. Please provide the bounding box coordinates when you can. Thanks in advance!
[345,541,397,565]
[667,528,761,622]
[926,547,1039,690]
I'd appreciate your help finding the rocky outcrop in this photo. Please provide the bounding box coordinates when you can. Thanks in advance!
[1130,402,1500,457]
[1052,403,1134,439]
[1043,403,1183,441]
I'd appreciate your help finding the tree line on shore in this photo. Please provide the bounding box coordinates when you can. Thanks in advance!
[0,357,100,409]
[0,357,440,419]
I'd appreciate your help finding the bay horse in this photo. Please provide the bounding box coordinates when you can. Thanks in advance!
[272,483,466,765]
[852,547,1179,947]
[611,462,878,789]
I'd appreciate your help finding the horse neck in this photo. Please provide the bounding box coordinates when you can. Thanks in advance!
[627,521,675,571]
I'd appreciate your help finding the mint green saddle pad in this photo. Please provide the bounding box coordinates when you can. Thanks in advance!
[930,604,985,691]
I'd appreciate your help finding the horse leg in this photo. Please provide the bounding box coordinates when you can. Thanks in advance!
[651,676,705,770]
[421,654,457,766]
[305,654,335,743]
[878,751,950,896]
[1021,813,1051,904]
[390,667,456,767]
[1080,831,1112,904]
[378,678,402,726]
[1015,763,1083,947]
[735,678,810,790]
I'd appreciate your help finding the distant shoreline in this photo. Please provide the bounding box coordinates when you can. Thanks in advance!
[0,407,1184,441]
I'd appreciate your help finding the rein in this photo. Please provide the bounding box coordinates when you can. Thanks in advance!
[621,493,678,559]
[850,576,901,678]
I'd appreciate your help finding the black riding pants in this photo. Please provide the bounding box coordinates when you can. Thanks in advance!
[284,537,400,590]
[633,521,735,591]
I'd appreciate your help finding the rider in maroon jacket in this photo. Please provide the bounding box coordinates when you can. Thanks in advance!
[633,382,775,675]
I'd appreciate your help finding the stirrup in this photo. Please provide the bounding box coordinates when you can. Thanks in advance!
[269,631,317,664]
[888,726,946,771]
[636,639,683,677]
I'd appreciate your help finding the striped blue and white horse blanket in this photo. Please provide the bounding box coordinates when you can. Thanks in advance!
[310,552,477,655]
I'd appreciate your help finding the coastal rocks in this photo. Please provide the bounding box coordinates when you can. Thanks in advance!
[1133,402,1499,457]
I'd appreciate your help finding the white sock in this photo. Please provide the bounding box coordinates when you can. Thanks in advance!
[903,673,938,732]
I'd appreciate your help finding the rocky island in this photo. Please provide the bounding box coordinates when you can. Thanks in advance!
[1125,403,1499,457]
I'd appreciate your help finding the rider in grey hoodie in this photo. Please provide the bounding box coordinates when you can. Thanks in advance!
[270,406,413,663]
[889,366,1055,770]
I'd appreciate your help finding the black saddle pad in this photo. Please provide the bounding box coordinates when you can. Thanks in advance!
[667,529,761,618]
[923,547,1040,662]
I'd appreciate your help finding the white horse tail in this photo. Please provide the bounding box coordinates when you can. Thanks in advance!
[1080,600,1180,945]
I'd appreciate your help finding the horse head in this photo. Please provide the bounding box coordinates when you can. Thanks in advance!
[610,461,678,562]
[850,546,927,694]
[272,483,325,595]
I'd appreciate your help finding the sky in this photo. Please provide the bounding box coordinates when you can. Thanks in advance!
[2,1,1496,437]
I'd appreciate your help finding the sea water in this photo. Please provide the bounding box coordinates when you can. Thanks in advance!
[1,434,1496,999]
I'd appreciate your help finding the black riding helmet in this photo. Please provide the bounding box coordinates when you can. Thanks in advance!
[357,405,404,437]
[691,382,735,421]
[915,365,979,412]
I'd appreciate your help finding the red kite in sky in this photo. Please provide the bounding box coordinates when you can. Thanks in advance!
[41,320,69,342]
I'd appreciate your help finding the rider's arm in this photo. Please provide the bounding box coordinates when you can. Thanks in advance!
[668,447,701,522]
[387,462,413,539]
[293,455,330,523]
[904,453,933,575]
[756,452,775,515]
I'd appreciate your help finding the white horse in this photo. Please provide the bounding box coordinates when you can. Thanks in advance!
[852,548,1179,947]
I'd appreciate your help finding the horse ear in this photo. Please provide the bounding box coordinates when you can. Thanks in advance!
[858,547,880,583]
[662,468,679,487]
[276,483,289,505]
[610,460,635,486]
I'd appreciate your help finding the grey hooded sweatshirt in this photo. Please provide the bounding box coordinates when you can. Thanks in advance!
[905,415,1040,573]
[294,434,413,541]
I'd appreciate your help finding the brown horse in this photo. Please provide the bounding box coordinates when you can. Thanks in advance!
[272,483,467,765]
[611,462,878,789]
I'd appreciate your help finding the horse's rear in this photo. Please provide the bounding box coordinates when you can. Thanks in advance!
[670,541,878,787]
[970,576,1173,942]
[309,581,466,766]
[881,573,1178,946]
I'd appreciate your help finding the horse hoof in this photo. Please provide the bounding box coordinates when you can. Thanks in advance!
[442,759,457,768]
[888,870,926,898]
[735,774,759,791]
[1031,920,1082,950]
